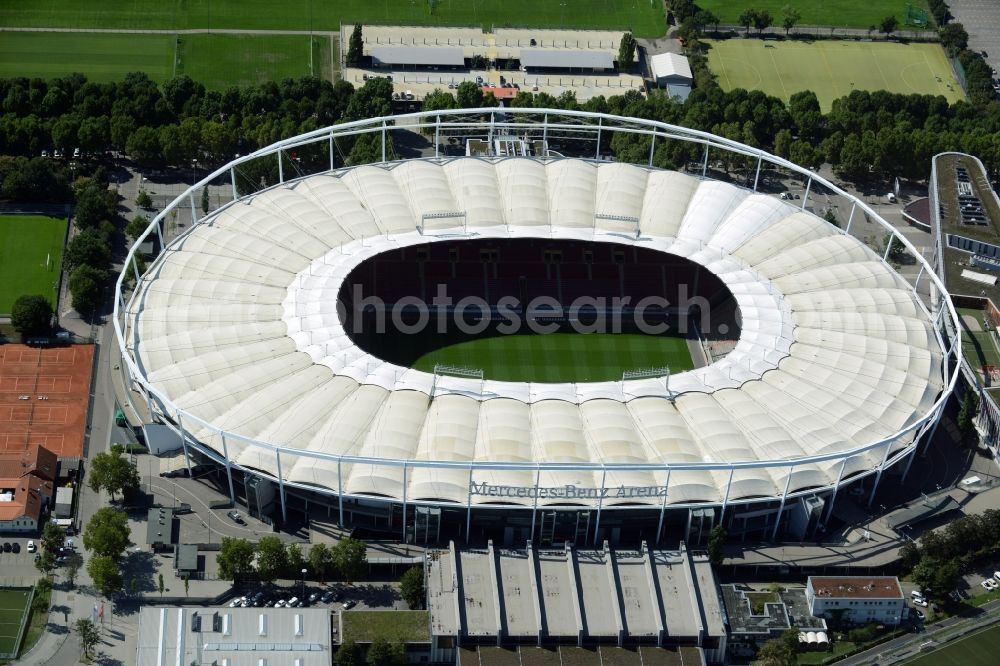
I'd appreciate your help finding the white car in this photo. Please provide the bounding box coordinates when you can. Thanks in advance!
[994,571,1000,582]
[914,598,929,607]
[26,541,35,553]
[228,596,246,608]
[274,600,286,608]
[981,578,998,591]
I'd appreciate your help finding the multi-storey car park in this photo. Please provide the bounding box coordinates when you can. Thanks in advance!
[115,110,961,547]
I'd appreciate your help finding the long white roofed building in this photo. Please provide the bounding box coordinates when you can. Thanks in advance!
[117,110,958,547]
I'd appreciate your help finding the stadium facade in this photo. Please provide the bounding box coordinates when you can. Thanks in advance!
[115,110,960,546]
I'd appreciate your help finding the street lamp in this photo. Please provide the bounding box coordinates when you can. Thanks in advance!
[301,568,308,599]
[191,158,199,186]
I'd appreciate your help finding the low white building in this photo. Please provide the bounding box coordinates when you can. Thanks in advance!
[136,607,332,666]
[649,52,693,100]
[805,577,906,626]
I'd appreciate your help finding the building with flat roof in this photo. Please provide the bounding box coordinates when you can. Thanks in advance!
[720,585,827,659]
[806,576,905,626]
[371,46,465,70]
[427,541,725,663]
[649,52,693,101]
[136,606,332,666]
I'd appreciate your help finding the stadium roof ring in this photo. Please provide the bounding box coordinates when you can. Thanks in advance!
[115,109,961,528]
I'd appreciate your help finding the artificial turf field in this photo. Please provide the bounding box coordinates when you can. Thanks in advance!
[0,0,665,36]
[903,623,1000,666]
[696,1,931,30]
[0,32,333,88]
[411,332,695,383]
[707,39,964,111]
[0,216,67,315]
[0,589,31,655]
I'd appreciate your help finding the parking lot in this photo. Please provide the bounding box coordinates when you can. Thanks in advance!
[223,580,406,612]
[948,0,1000,77]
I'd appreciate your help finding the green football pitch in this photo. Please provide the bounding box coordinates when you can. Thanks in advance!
[0,216,67,315]
[696,1,931,30]
[707,39,964,111]
[903,623,1000,665]
[411,332,695,383]
[0,589,31,655]
[0,32,333,88]
[0,0,665,36]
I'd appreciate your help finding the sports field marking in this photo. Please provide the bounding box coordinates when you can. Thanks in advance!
[706,39,964,111]
[32,376,73,393]
[39,348,78,365]
[0,406,32,423]
[30,405,69,424]
[0,376,34,391]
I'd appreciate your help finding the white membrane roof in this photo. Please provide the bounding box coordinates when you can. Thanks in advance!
[128,157,944,508]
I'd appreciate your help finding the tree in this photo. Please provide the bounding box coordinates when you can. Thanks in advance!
[126,126,162,166]
[158,572,164,597]
[35,550,56,575]
[939,23,969,57]
[336,640,363,666]
[201,186,209,215]
[87,444,141,501]
[217,537,256,583]
[83,506,131,560]
[65,229,112,272]
[706,525,726,566]
[880,15,899,38]
[400,566,425,609]
[958,389,980,445]
[255,536,288,582]
[126,214,150,240]
[618,33,637,71]
[75,618,100,657]
[347,24,364,68]
[754,10,774,37]
[32,577,52,613]
[422,89,457,113]
[286,543,306,577]
[74,184,115,230]
[367,639,407,666]
[10,295,53,336]
[697,10,720,35]
[87,554,124,599]
[41,521,66,554]
[136,189,153,209]
[755,631,797,666]
[332,537,368,584]
[455,81,484,108]
[68,264,105,315]
[739,9,758,35]
[65,553,84,588]
[781,6,801,35]
[309,543,332,582]
[184,575,190,596]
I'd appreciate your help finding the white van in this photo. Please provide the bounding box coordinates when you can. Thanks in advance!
[886,192,897,203]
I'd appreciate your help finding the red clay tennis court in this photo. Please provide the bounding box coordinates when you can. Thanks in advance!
[0,344,94,459]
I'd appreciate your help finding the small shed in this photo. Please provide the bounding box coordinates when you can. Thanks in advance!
[54,486,73,518]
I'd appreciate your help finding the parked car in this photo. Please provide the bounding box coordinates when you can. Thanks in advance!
[913,609,925,620]
[226,510,245,524]
[993,571,1000,582]
[11,543,19,554]
[342,600,355,610]
[320,590,335,603]
[2,543,10,553]
[981,578,998,591]
[228,596,246,608]
[274,599,287,608]
[914,598,928,607]
[26,541,35,553]
[251,592,266,607]
[308,592,320,604]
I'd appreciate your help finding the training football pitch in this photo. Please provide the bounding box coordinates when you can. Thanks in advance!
[0,588,31,655]
[903,623,1000,665]
[696,1,931,30]
[0,216,67,315]
[412,332,695,383]
[0,32,333,88]
[0,0,664,36]
[707,39,964,111]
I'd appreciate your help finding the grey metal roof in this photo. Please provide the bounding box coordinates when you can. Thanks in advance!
[519,49,614,70]
[370,46,465,67]
[887,495,961,530]
[176,544,198,571]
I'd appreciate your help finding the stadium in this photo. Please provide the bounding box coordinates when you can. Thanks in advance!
[115,109,960,547]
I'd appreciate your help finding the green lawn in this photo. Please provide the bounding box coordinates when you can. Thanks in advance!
[0,0,665,36]
[706,39,963,111]
[0,32,329,88]
[412,332,694,383]
[0,32,174,83]
[696,1,932,30]
[0,216,67,315]
[177,34,332,89]
[341,610,429,643]
[904,623,1000,665]
[0,588,32,656]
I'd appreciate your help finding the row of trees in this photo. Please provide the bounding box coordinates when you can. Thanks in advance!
[338,639,407,666]
[216,535,368,584]
[82,506,133,599]
[900,506,1000,596]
